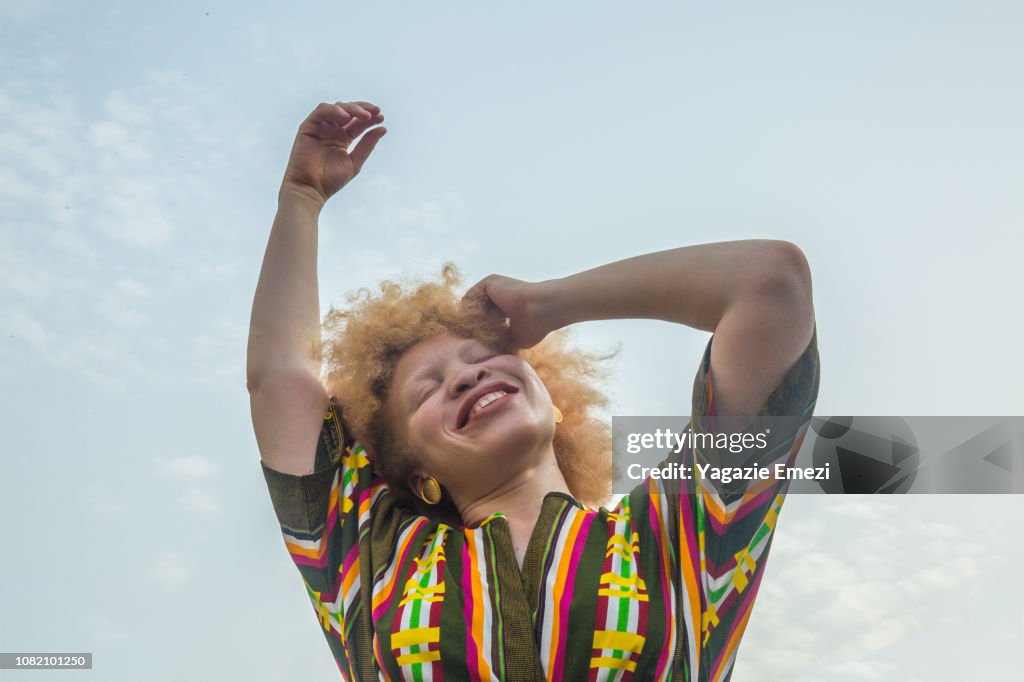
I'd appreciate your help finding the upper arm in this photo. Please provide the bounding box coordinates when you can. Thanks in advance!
[708,243,815,418]
[249,366,330,475]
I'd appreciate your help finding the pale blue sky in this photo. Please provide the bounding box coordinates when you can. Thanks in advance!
[1,1,1022,680]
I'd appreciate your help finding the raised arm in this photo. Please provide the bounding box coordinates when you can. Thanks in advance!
[465,239,815,418]
[247,101,387,475]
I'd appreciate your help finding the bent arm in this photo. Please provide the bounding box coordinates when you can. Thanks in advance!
[535,239,815,417]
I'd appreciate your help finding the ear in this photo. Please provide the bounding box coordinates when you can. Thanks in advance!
[407,471,426,496]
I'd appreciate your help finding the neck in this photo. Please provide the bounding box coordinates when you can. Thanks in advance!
[457,455,571,531]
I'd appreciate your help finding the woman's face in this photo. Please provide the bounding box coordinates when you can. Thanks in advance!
[386,334,557,501]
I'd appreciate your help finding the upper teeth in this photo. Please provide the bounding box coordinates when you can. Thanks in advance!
[471,391,507,416]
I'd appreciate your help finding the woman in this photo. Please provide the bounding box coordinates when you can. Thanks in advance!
[248,101,820,681]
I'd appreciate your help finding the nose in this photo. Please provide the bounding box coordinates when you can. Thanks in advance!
[449,363,490,398]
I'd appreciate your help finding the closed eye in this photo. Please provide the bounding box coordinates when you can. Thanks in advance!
[415,382,440,407]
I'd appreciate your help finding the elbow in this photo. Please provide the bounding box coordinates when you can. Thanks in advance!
[757,240,813,303]
[765,240,811,284]
[245,362,263,395]
[734,241,815,338]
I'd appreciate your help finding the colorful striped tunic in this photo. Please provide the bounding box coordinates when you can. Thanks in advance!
[261,332,820,681]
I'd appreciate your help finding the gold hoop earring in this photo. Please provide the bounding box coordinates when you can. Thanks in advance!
[419,477,442,505]
[553,406,563,424]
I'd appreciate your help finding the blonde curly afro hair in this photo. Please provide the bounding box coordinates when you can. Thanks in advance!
[321,265,612,511]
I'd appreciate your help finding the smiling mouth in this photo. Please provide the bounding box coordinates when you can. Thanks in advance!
[456,382,519,429]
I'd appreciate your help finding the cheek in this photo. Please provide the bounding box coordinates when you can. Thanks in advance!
[383,402,423,467]
[524,371,553,405]
[516,361,546,388]
[404,406,445,463]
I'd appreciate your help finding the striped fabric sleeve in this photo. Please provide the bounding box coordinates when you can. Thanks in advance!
[679,329,821,682]
[260,397,379,681]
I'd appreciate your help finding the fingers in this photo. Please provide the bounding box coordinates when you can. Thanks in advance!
[462,277,491,306]
[344,110,384,140]
[304,100,380,134]
[333,100,375,120]
[349,126,387,175]
[307,102,351,127]
[462,277,505,318]
[337,101,383,140]
[301,100,386,174]
[350,101,381,116]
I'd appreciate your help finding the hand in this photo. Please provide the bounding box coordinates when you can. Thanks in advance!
[280,101,387,207]
[463,275,556,349]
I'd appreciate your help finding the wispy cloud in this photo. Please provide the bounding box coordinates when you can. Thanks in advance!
[86,483,129,515]
[86,613,129,646]
[5,307,166,390]
[96,177,173,247]
[179,485,223,515]
[170,256,243,289]
[154,456,224,515]
[149,551,189,588]
[154,455,221,479]
[191,315,247,389]
[739,496,1014,680]
[97,276,153,329]
[0,64,260,392]
[318,179,475,308]
[818,660,898,681]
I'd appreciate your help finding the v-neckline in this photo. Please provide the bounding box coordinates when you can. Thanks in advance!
[476,492,584,681]
[520,492,582,605]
